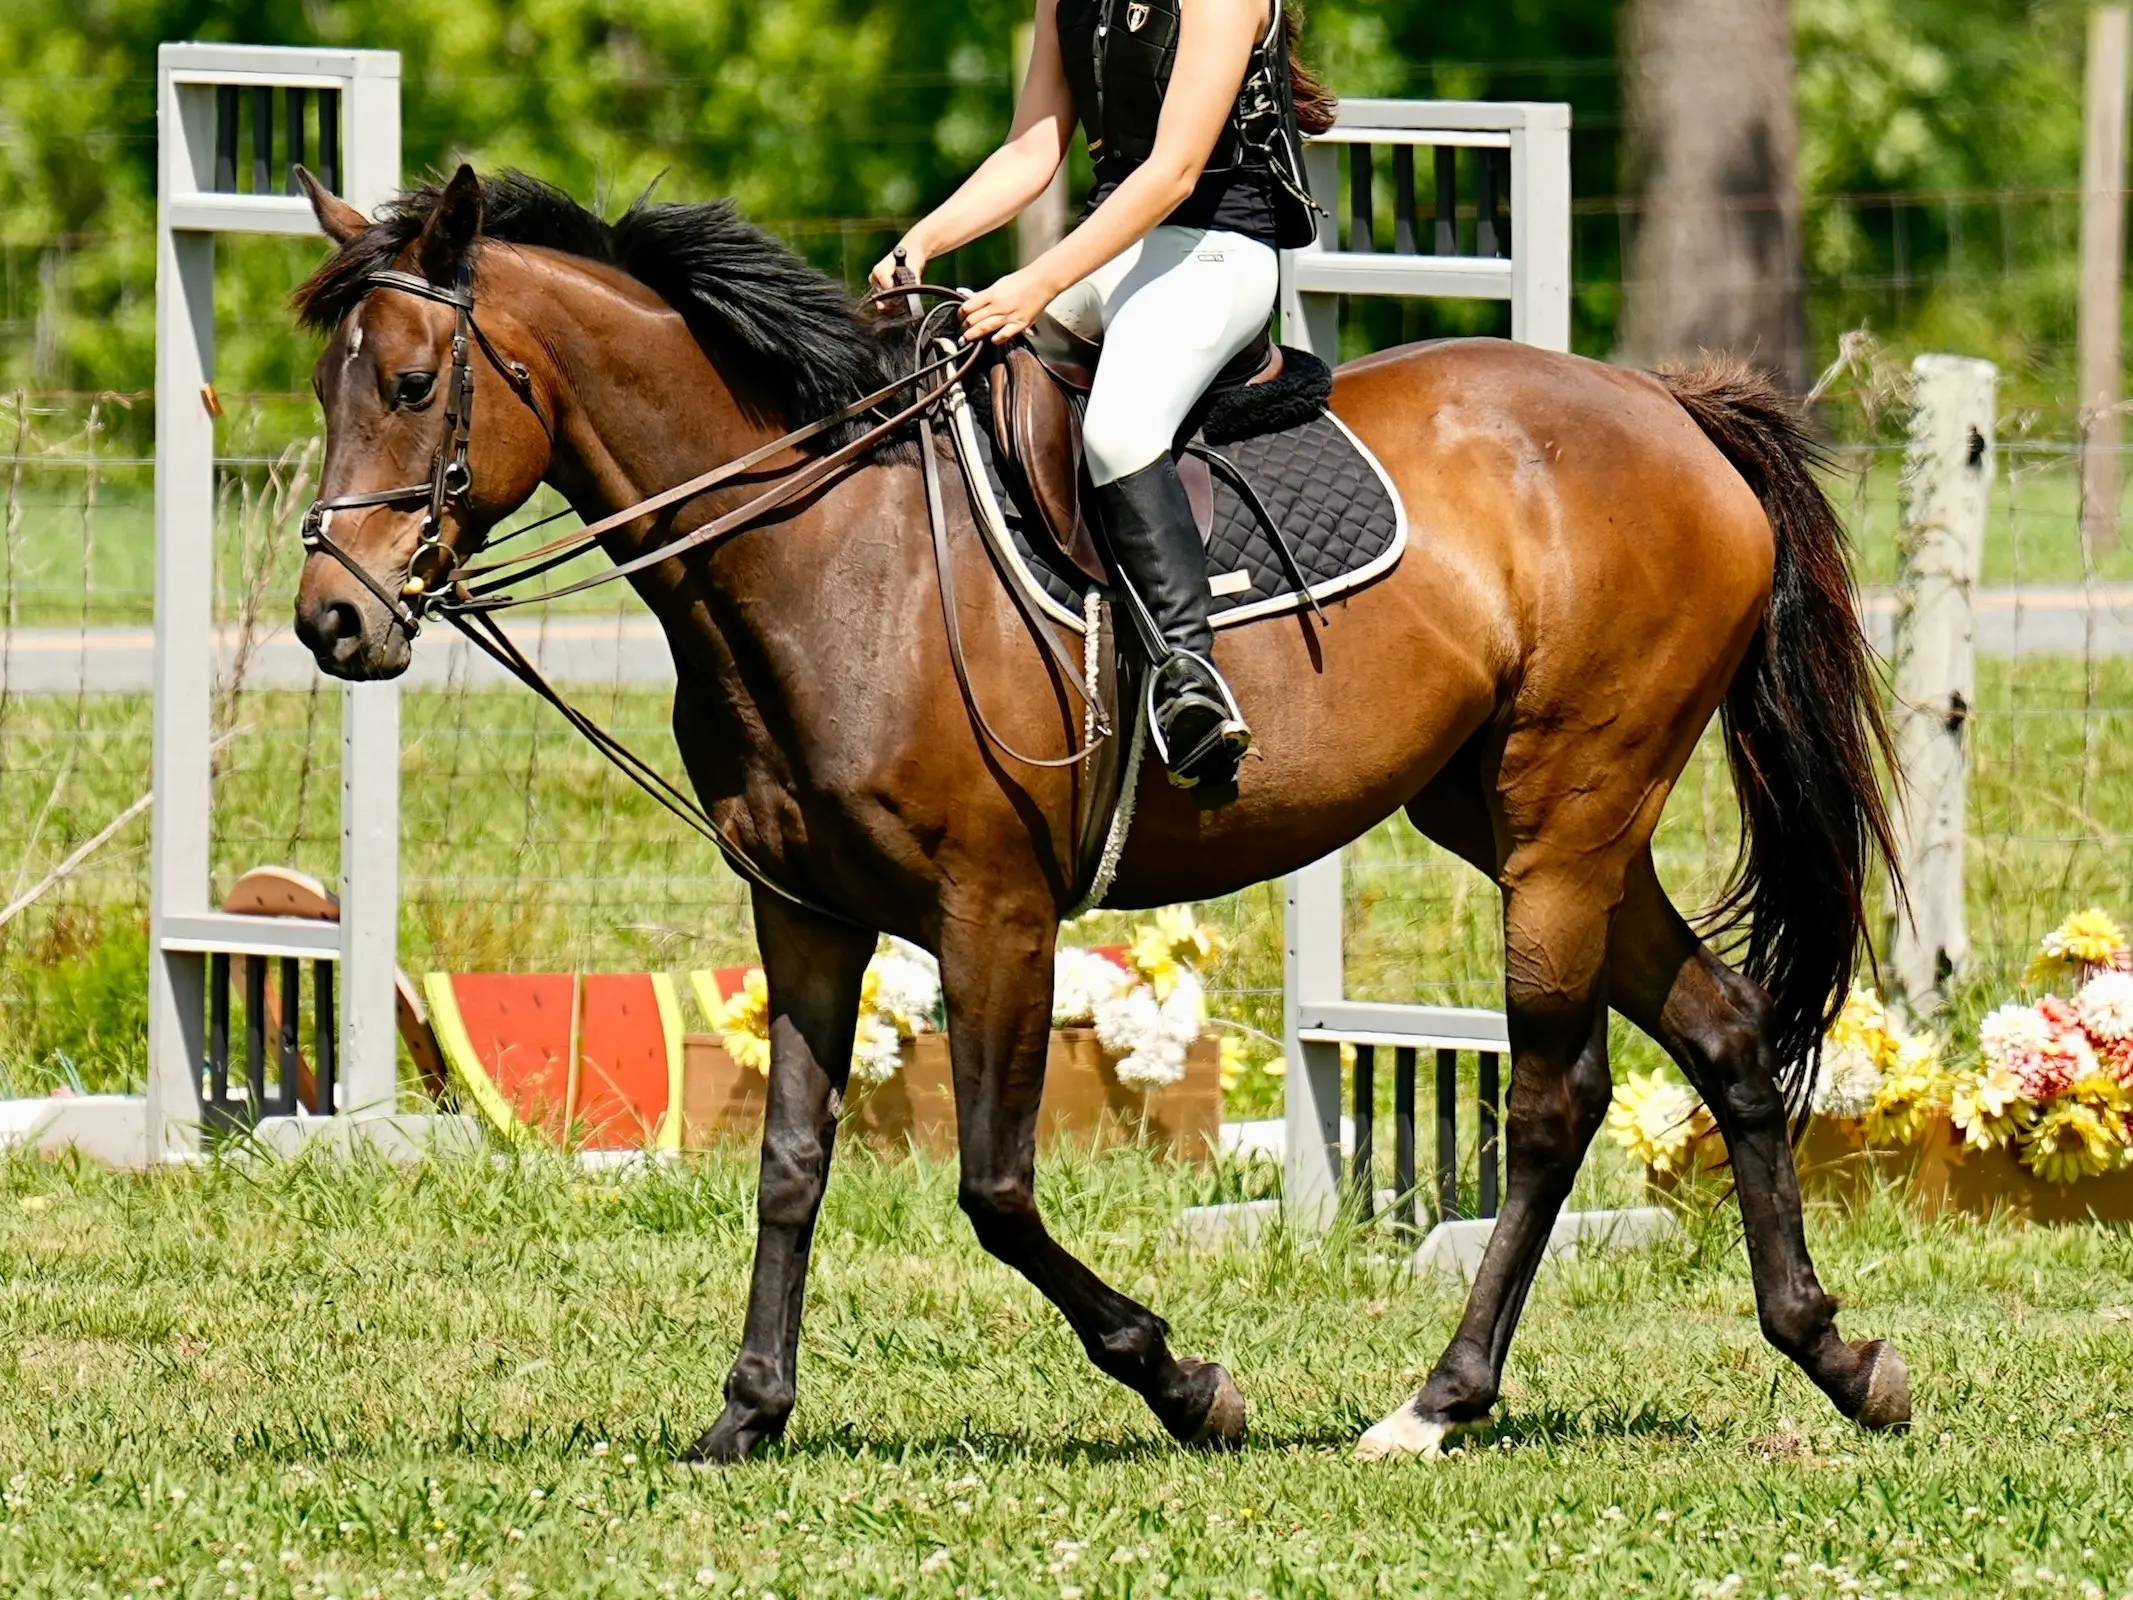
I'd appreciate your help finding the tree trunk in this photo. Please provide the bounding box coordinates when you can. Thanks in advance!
[1617,0,1811,391]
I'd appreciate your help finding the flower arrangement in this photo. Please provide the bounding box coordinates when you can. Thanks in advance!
[713,939,942,1084]
[712,910,1229,1093]
[1052,906,1226,1090]
[1952,910,2133,1185]
[1606,911,2133,1190]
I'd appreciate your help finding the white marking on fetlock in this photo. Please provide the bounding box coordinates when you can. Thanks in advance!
[1354,1397,1458,1461]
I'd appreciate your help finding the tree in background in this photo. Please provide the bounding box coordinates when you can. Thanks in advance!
[1617,0,1810,389]
[0,0,2108,408]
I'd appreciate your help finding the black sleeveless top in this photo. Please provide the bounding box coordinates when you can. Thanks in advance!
[1056,0,1318,250]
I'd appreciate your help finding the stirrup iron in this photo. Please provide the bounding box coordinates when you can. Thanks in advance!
[1146,650,1251,787]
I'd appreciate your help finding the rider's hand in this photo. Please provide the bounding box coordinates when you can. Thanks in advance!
[870,238,928,293]
[960,267,1057,346]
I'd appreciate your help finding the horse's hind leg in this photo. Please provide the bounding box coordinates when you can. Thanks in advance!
[1606,853,1910,1430]
[940,899,1245,1448]
[684,894,876,1465]
[1358,832,1619,1460]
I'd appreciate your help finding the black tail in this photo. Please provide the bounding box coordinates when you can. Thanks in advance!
[1661,361,1902,1129]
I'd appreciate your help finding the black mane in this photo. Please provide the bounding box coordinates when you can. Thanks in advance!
[293,171,891,434]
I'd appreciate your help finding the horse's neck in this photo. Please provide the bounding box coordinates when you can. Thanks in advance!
[534,263,921,705]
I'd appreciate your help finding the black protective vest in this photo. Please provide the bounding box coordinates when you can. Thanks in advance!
[1057,0,1320,250]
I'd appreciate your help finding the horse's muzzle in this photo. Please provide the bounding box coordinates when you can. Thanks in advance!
[295,553,413,680]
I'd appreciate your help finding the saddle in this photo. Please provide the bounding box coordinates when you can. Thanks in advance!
[985,318,1285,585]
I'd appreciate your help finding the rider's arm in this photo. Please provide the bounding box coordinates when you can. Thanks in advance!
[872,0,1077,287]
[959,0,1266,343]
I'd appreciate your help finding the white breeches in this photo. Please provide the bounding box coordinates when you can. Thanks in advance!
[1041,225,1281,486]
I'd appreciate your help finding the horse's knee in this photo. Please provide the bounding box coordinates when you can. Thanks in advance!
[958,1172,1038,1258]
[756,1125,834,1228]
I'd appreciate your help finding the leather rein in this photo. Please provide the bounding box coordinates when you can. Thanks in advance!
[299,262,1108,918]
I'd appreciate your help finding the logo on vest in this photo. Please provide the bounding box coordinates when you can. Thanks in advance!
[1127,3,1150,31]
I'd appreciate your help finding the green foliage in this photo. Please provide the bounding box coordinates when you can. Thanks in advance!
[0,0,2119,397]
[0,906,148,1095]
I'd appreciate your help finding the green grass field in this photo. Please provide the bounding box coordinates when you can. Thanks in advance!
[0,1146,2128,1598]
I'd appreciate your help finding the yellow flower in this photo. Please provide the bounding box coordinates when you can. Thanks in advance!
[1605,1072,1714,1176]
[2029,908,2131,987]
[2019,1100,2129,1186]
[1128,906,1223,1000]
[2068,1072,2133,1119]
[1219,1035,1249,1092]
[1826,984,1888,1055]
[1864,1061,1943,1148]
[716,968,772,1077]
[1947,1065,2028,1152]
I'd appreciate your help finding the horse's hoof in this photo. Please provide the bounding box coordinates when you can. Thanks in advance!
[1354,1396,1459,1462]
[1176,1359,1248,1450]
[678,1411,774,1467]
[1852,1339,1911,1432]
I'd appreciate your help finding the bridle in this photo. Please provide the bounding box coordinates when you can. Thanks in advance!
[300,256,546,638]
[296,251,1105,919]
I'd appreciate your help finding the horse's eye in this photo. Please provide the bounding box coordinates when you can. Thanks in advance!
[394,370,438,407]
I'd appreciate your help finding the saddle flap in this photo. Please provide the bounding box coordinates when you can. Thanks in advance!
[991,346,1106,585]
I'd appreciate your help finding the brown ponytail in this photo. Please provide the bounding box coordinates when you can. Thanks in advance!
[1283,4,1339,136]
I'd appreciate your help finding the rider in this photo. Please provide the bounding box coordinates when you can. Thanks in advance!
[875,0,1333,797]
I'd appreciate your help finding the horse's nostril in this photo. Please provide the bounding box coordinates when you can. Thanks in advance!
[319,600,367,663]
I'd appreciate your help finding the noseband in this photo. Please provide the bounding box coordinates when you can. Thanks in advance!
[299,255,543,637]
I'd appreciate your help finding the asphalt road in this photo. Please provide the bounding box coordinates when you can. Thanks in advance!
[3,587,2131,695]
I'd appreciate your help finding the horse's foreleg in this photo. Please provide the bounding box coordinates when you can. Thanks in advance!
[683,894,875,1466]
[1358,855,1616,1460]
[940,907,1245,1448]
[1606,855,1910,1430]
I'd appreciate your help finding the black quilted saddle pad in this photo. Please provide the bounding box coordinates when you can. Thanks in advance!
[983,404,1408,632]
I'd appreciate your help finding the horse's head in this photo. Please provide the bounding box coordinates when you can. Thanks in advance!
[291,165,553,679]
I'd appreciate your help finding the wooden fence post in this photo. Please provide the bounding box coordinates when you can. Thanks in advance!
[1890,354,1997,1018]
[2080,5,2130,553]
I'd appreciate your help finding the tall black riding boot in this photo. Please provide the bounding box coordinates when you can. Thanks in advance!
[1088,458,1252,797]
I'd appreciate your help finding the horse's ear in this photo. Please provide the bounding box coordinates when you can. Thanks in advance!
[416,164,484,283]
[295,165,369,244]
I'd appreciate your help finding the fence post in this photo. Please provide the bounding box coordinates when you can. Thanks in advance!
[1890,354,1997,1018]
[2080,6,2131,553]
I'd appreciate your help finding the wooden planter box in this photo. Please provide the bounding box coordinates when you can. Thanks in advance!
[1658,1111,2133,1224]
[683,1028,1220,1162]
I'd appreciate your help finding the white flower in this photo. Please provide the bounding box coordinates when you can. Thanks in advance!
[1099,971,1205,1089]
[1054,946,1131,1026]
[1979,1002,2053,1071]
[850,1012,905,1086]
[2076,970,2133,1042]
[1813,1039,1883,1118]
[869,940,940,1035]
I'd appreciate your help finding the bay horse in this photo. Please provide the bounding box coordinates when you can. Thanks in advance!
[289,166,1910,1463]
